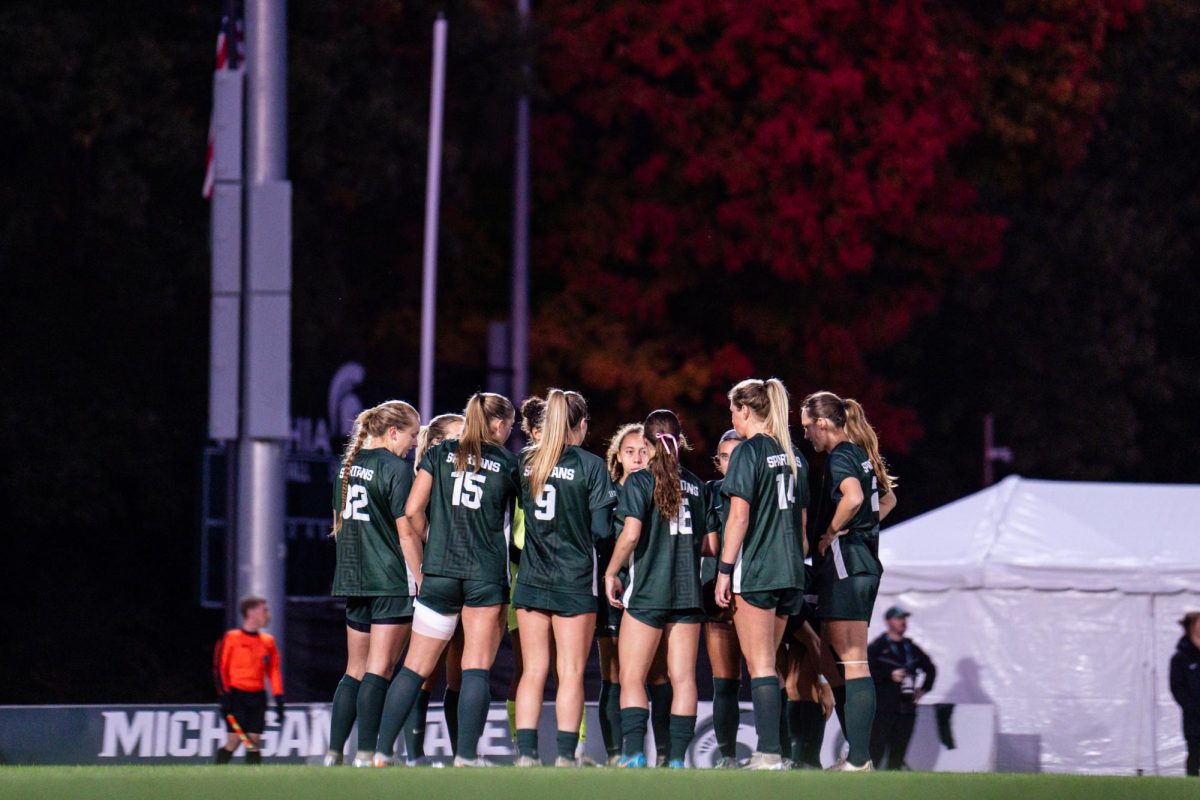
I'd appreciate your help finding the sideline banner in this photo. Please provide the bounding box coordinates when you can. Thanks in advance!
[0,702,994,769]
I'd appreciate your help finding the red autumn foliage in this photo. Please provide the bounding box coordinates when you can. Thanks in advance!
[525,0,1138,455]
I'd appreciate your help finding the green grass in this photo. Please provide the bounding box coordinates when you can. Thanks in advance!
[0,766,1194,800]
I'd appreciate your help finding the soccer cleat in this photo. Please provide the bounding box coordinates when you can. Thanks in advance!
[554,755,579,767]
[617,753,647,768]
[826,757,873,772]
[667,759,686,769]
[321,751,343,767]
[351,751,375,768]
[513,755,539,767]
[655,755,668,768]
[712,756,739,769]
[606,754,622,767]
[370,752,395,768]
[743,752,785,770]
[453,755,495,767]
[782,757,795,770]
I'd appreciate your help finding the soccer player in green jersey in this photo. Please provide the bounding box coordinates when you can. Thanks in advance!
[506,397,543,739]
[513,389,616,767]
[605,410,718,769]
[703,429,745,768]
[406,413,464,765]
[713,378,809,770]
[374,393,520,767]
[800,390,897,772]
[595,423,645,764]
[323,400,421,767]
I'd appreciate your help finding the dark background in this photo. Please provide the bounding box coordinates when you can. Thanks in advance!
[1,0,1196,702]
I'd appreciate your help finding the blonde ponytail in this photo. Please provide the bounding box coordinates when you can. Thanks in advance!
[527,389,587,497]
[763,379,798,480]
[730,377,797,479]
[414,412,465,466]
[456,393,514,472]
[843,398,895,490]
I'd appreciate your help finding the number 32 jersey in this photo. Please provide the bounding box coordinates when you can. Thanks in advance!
[332,447,414,597]
[518,446,615,597]
[419,440,521,585]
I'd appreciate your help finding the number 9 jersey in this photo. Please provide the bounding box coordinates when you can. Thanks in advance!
[418,440,521,584]
[332,447,415,597]
[518,445,615,597]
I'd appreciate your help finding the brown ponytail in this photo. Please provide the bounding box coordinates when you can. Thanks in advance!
[729,377,798,479]
[643,409,689,520]
[801,391,896,489]
[332,399,419,536]
[527,388,587,497]
[456,392,515,472]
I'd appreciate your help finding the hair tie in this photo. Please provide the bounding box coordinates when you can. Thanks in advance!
[655,432,679,456]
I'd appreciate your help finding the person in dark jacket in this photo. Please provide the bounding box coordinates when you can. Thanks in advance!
[867,606,936,770]
[1170,611,1200,777]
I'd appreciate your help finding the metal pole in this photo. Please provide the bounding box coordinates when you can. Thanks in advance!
[419,15,448,419]
[239,0,290,659]
[510,0,531,441]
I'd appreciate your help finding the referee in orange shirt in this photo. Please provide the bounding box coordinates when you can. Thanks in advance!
[213,596,285,764]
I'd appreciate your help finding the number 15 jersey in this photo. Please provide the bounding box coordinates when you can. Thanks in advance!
[418,440,521,585]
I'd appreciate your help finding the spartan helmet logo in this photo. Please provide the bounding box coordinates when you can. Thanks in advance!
[327,362,365,438]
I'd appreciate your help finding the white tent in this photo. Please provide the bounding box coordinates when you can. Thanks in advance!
[874,475,1200,775]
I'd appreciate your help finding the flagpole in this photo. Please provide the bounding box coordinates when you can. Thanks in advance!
[510,0,531,446]
[419,14,448,419]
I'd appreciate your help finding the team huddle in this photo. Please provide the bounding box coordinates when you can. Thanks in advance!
[323,378,896,771]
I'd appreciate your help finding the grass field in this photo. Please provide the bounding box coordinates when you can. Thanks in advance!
[0,766,1195,800]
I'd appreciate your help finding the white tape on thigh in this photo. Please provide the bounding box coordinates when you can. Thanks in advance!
[412,600,459,641]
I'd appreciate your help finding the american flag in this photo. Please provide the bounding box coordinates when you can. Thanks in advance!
[202,1,245,200]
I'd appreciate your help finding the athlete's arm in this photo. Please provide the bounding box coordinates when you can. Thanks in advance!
[405,469,433,543]
[701,531,718,558]
[818,476,862,556]
[879,489,897,521]
[604,516,642,608]
[714,495,750,608]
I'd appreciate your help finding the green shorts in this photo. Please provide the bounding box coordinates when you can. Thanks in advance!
[817,573,879,622]
[418,574,508,615]
[512,582,596,617]
[596,595,624,638]
[345,595,413,632]
[626,607,705,629]
[737,587,805,617]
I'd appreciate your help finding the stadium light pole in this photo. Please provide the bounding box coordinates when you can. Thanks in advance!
[509,0,531,449]
[419,15,448,419]
[238,0,291,659]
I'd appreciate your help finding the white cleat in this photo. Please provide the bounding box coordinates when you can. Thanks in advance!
[742,751,786,771]
[606,754,621,767]
[554,755,579,768]
[655,755,668,768]
[826,757,873,772]
[321,751,343,767]
[351,751,374,768]
[370,752,396,768]
[453,755,495,767]
[513,755,539,767]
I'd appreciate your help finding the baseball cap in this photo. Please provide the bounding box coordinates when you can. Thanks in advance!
[884,606,911,620]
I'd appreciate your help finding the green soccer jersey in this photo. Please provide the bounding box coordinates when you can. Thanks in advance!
[517,445,616,597]
[331,447,415,597]
[813,441,885,579]
[418,440,521,585]
[614,468,711,611]
[721,433,809,594]
[699,478,728,585]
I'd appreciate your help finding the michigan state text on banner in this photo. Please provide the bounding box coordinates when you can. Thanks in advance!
[0,703,996,768]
